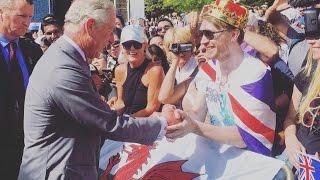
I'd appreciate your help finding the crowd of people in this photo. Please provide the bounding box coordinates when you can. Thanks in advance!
[2,0,320,179]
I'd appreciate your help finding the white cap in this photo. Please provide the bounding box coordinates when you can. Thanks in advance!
[120,24,145,44]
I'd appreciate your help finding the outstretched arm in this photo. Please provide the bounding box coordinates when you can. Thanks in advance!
[166,110,246,148]
[284,85,306,169]
[166,87,246,148]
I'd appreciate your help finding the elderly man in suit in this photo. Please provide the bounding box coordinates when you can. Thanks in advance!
[0,0,42,179]
[18,0,179,179]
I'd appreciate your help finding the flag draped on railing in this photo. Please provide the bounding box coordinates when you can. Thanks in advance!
[99,134,284,180]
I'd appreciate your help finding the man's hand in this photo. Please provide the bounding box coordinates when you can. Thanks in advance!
[161,104,182,126]
[165,110,197,140]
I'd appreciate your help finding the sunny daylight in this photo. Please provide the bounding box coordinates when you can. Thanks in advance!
[2,0,320,180]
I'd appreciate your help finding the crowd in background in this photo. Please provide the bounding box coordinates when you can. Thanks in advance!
[3,0,320,179]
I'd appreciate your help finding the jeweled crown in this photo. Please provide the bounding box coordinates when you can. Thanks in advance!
[201,0,249,29]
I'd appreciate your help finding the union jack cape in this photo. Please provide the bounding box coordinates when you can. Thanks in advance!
[196,55,276,156]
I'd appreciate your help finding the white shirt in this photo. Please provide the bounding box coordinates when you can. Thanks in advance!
[175,56,197,84]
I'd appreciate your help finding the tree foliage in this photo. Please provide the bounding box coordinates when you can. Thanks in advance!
[145,0,273,17]
[239,0,274,7]
[163,0,212,13]
[145,0,172,18]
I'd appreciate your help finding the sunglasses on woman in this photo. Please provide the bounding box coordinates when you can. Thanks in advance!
[198,29,227,40]
[302,97,320,128]
[122,41,143,50]
[106,40,120,50]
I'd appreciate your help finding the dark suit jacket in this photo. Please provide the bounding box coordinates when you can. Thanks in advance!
[0,37,42,179]
[18,37,162,180]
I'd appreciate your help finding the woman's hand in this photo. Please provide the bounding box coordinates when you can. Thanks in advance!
[165,109,197,140]
[167,51,180,65]
[107,96,117,107]
[186,11,198,32]
[285,134,306,169]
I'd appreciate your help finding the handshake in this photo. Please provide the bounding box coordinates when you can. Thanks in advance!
[151,104,196,140]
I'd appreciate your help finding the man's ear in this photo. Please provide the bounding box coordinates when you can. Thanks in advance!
[230,29,240,42]
[84,18,95,37]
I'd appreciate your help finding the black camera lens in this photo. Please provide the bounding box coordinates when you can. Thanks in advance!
[169,43,192,54]
[304,8,320,39]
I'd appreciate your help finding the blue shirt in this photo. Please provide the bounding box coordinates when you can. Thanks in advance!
[0,34,29,90]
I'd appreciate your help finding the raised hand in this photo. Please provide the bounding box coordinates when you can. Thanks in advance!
[185,11,199,32]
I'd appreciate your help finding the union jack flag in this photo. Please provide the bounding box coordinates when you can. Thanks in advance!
[299,153,320,180]
[198,54,275,156]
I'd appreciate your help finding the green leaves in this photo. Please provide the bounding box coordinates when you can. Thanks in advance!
[163,0,212,13]
[145,0,273,18]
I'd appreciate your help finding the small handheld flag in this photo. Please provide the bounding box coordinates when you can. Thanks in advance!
[299,153,320,180]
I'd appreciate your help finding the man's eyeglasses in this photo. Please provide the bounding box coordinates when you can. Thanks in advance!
[122,41,143,50]
[194,47,206,56]
[199,29,227,40]
[302,97,320,128]
[157,26,171,32]
[106,40,120,50]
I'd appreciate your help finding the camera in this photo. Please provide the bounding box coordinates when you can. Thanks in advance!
[288,0,320,8]
[304,8,320,39]
[102,69,114,82]
[169,43,193,54]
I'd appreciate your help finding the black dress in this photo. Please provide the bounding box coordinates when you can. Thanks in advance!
[295,62,320,155]
[123,59,151,114]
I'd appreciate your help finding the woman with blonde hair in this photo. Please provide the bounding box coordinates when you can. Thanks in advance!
[158,26,198,108]
[284,39,320,169]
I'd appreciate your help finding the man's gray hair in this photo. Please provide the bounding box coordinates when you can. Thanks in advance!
[0,0,33,11]
[64,0,115,33]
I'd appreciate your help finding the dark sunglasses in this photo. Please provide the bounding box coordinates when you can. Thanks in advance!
[106,40,120,50]
[157,26,171,32]
[122,41,143,50]
[198,29,227,40]
[302,97,320,128]
[194,48,206,56]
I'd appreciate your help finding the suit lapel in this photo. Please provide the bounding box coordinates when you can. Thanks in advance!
[55,37,91,76]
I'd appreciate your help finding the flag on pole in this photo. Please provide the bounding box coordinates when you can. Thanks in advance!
[298,153,320,180]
